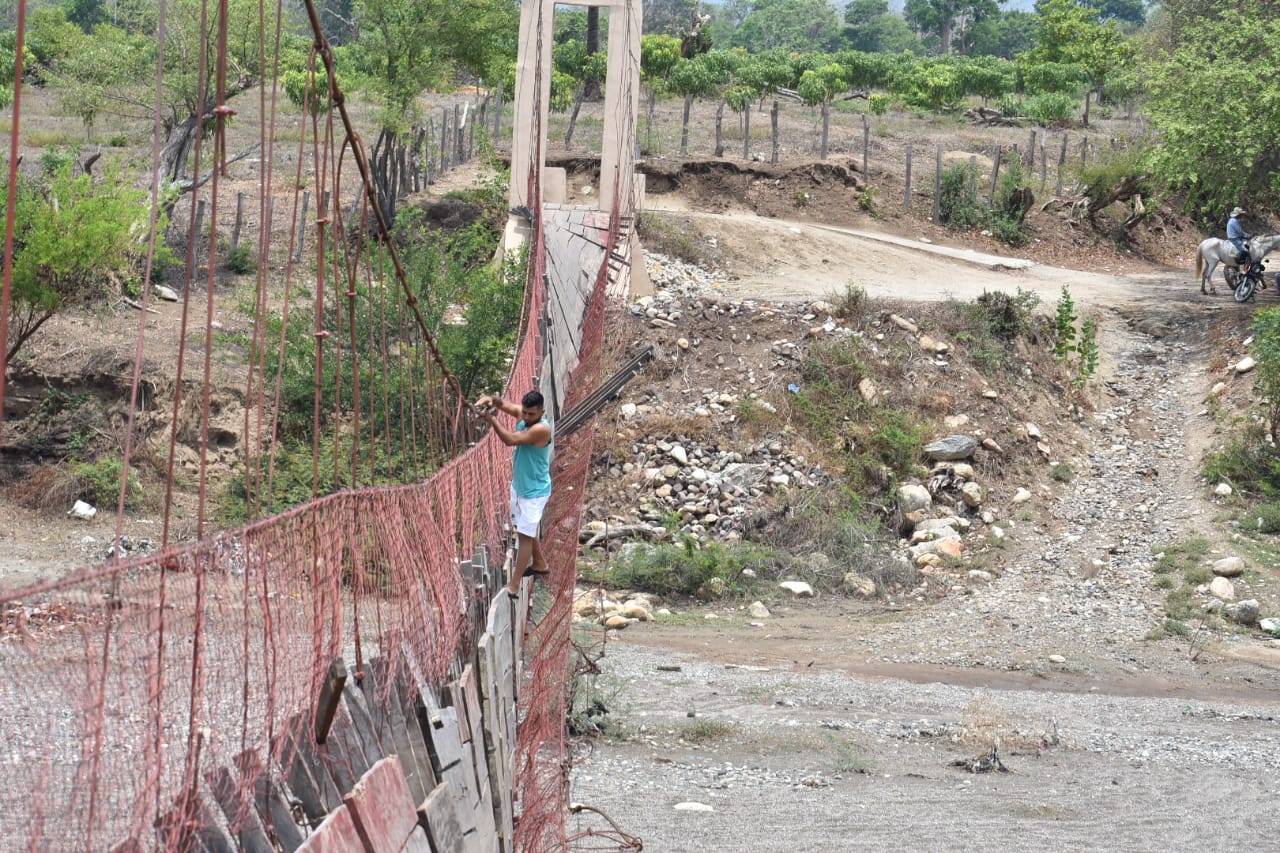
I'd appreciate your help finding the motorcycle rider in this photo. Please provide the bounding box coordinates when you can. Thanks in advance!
[1227,206,1250,266]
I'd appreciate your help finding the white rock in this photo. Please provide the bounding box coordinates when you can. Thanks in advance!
[748,601,771,619]
[968,570,994,582]
[990,525,1005,540]
[669,445,689,466]
[1225,599,1260,626]
[1012,488,1032,504]
[1259,617,1279,633]
[779,581,815,597]
[69,500,97,520]
[1208,381,1227,397]
[1047,654,1067,664]
[897,484,932,513]
[961,482,983,508]
[674,802,714,812]
[1214,482,1233,496]
[890,314,919,334]
[1209,576,1236,601]
[858,377,878,404]
[843,573,877,597]
[1234,356,1256,374]
[1212,557,1245,577]
[153,284,179,301]
[1025,422,1042,439]
[677,338,690,350]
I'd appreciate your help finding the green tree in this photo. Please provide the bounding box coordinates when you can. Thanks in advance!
[3,155,172,361]
[968,9,1037,58]
[1022,0,1132,124]
[727,0,843,53]
[903,0,1001,55]
[797,61,849,158]
[669,53,719,155]
[843,0,920,53]
[1143,4,1280,214]
[641,33,683,149]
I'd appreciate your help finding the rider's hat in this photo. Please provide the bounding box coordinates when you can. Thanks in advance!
[1231,206,1247,217]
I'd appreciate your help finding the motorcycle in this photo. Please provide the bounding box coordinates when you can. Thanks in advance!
[1228,258,1268,302]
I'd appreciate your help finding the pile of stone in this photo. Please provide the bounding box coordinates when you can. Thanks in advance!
[586,435,831,544]
[643,252,729,296]
[572,587,658,630]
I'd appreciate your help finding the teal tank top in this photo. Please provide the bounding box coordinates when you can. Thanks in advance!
[512,418,552,498]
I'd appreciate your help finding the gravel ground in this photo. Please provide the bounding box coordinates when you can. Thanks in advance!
[569,269,1280,849]
[568,641,1280,851]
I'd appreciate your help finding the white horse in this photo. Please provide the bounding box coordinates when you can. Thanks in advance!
[1196,233,1280,295]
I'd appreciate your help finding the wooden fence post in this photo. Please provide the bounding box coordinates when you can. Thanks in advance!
[742,106,750,160]
[1056,135,1068,196]
[193,199,207,259]
[932,144,943,223]
[714,101,725,158]
[990,145,1002,198]
[969,154,977,199]
[770,100,779,165]
[861,114,870,175]
[1026,129,1036,171]
[1039,140,1047,192]
[453,104,462,168]
[294,191,309,262]
[441,107,450,173]
[1080,136,1088,170]
[494,80,503,140]
[231,192,245,250]
[904,143,913,212]
[426,119,436,185]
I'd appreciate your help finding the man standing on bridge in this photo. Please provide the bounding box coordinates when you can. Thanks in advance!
[475,391,553,596]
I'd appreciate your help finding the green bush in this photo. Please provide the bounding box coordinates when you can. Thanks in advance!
[603,539,777,598]
[1202,422,1280,499]
[868,93,891,115]
[937,161,985,231]
[1252,307,1280,445]
[1023,92,1075,127]
[72,457,143,509]
[990,157,1029,246]
[224,241,256,275]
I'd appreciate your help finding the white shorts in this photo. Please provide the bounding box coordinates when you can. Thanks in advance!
[510,485,549,537]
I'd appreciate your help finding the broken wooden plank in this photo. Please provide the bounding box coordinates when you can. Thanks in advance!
[205,764,275,853]
[233,748,307,851]
[295,805,363,853]
[419,783,467,853]
[344,756,419,853]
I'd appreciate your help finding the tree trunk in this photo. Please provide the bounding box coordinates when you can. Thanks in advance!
[1083,89,1091,128]
[584,7,602,101]
[770,100,779,165]
[565,93,584,149]
[742,107,750,160]
[680,94,693,157]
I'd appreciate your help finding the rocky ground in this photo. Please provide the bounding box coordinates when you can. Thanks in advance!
[565,219,1280,849]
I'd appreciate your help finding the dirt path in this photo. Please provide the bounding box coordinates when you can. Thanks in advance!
[568,208,1280,849]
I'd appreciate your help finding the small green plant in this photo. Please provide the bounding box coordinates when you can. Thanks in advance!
[224,240,256,275]
[833,282,868,321]
[867,93,891,115]
[793,190,811,208]
[1050,462,1073,482]
[71,457,143,509]
[856,184,879,215]
[1074,316,1099,386]
[990,158,1029,246]
[1054,287,1077,360]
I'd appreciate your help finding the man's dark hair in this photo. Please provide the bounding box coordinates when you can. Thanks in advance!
[521,390,545,409]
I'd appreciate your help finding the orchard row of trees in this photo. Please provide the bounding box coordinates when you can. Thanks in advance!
[4,0,1280,227]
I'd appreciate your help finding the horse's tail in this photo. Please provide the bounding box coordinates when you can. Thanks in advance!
[1195,250,1203,282]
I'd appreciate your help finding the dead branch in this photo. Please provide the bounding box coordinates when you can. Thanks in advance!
[579,524,666,550]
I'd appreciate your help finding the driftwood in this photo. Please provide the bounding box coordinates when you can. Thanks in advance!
[579,524,666,550]
[964,107,1020,127]
[121,297,159,315]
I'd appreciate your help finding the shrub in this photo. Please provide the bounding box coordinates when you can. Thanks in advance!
[937,161,985,231]
[868,93,891,115]
[1023,92,1075,127]
[224,241,256,275]
[990,157,1029,246]
[1252,307,1280,445]
[604,539,777,598]
[71,457,143,509]
[1202,422,1280,498]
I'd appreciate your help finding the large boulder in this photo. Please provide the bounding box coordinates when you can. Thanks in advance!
[924,435,978,461]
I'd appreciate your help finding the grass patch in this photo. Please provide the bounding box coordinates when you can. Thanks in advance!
[636,210,720,269]
[827,737,876,775]
[584,539,779,599]
[676,718,737,744]
[1050,462,1073,482]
